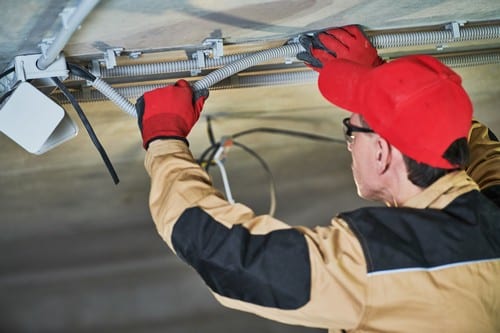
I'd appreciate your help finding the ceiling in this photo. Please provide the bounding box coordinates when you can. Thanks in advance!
[0,1,499,332]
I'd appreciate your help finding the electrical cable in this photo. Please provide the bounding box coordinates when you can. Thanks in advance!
[0,67,14,80]
[0,89,15,105]
[198,116,346,215]
[67,63,96,81]
[206,116,216,146]
[213,144,235,204]
[51,77,120,185]
[232,127,345,143]
[233,140,277,216]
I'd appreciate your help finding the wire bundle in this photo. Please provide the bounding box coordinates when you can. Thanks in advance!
[197,116,344,216]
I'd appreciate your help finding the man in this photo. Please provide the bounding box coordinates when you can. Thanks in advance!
[136,25,500,332]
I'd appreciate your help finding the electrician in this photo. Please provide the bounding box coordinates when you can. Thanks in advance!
[135,25,500,332]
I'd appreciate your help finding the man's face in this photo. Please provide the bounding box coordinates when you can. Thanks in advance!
[346,114,381,201]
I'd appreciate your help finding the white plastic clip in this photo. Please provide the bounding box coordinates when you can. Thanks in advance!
[446,21,467,39]
[103,48,123,70]
[203,38,224,59]
[191,38,224,76]
[14,54,68,82]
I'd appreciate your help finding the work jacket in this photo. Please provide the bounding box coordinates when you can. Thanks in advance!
[144,121,500,332]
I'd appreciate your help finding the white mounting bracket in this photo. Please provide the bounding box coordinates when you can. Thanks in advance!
[14,54,68,82]
[445,20,468,39]
[203,38,224,59]
[103,47,124,69]
[191,38,224,76]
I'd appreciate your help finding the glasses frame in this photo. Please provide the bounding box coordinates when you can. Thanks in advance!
[342,117,375,144]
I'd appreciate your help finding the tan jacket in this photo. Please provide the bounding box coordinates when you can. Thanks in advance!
[144,121,500,332]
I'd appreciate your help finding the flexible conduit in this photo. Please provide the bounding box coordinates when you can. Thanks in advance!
[59,49,500,105]
[88,24,500,116]
[371,25,500,49]
[101,53,251,78]
[192,43,305,92]
[58,70,319,103]
[92,77,137,116]
[38,0,101,70]
[93,43,305,117]
[440,52,500,68]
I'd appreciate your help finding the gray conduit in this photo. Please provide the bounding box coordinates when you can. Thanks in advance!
[99,24,500,79]
[59,50,500,105]
[101,53,251,78]
[440,52,500,68]
[371,25,500,49]
[192,43,305,91]
[38,0,101,70]
[58,70,319,103]
[90,24,500,116]
[92,43,305,117]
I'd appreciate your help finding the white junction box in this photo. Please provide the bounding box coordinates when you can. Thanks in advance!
[0,82,78,154]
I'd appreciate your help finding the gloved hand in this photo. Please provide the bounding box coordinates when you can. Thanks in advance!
[136,80,208,149]
[297,25,384,70]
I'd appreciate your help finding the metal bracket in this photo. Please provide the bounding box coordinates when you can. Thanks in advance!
[445,20,468,39]
[203,38,224,59]
[191,38,224,76]
[103,48,124,70]
[14,54,68,82]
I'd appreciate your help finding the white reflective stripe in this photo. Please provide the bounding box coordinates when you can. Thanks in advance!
[367,257,500,276]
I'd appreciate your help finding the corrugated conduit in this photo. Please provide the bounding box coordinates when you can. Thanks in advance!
[89,24,500,117]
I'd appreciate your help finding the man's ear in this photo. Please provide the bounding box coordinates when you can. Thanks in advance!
[375,136,391,174]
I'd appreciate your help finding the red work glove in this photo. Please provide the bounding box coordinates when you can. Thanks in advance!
[135,80,208,149]
[297,25,384,70]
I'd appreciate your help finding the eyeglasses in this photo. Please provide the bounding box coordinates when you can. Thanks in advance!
[342,117,374,144]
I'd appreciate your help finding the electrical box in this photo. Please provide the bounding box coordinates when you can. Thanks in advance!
[0,82,78,154]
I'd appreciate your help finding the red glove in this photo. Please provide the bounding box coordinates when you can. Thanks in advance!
[136,80,208,149]
[297,25,384,70]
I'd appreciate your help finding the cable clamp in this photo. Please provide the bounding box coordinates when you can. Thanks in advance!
[191,38,224,76]
[103,48,124,69]
[14,54,68,82]
[445,21,468,39]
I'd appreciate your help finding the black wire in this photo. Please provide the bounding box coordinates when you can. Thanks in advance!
[197,143,218,168]
[233,140,276,215]
[52,77,120,185]
[204,143,220,172]
[0,89,14,104]
[0,67,17,104]
[67,63,96,81]
[206,116,216,146]
[232,127,345,144]
[0,67,14,80]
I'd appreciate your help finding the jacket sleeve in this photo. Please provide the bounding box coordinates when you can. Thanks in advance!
[466,121,500,205]
[144,139,367,330]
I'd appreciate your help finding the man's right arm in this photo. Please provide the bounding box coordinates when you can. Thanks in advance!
[466,120,500,206]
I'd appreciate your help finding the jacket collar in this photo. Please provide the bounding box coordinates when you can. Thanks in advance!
[403,171,479,209]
